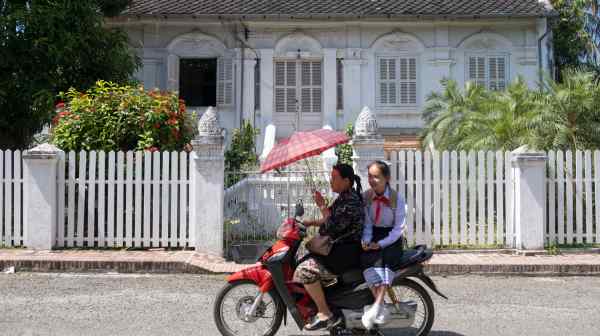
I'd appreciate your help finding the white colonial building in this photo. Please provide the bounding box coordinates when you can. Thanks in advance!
[109,0,555,152]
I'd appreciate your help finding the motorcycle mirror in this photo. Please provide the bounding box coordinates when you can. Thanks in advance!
[294,199,305,217]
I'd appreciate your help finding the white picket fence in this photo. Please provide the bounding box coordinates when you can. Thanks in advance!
[0,150,23,247]
[56,150,191,248]
[390,151,514,248]
[547,150,600,245]
[5,147,600,250]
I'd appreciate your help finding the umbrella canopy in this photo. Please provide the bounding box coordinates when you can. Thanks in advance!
[260,128,350,173]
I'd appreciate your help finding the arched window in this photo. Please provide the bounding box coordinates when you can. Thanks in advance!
[459,33,513,91]
[371,32,424,108]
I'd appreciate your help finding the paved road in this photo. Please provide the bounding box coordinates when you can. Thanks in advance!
[0,273,599,336]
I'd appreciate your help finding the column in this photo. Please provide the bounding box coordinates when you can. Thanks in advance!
[257,49,274,154]
[242,58,257,124]
[323,48,337,129]
[510,146,547,250]
[190,107,226,256]
[23,144,62,250]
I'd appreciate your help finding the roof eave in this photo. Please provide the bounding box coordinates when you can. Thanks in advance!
[113,12,555,22]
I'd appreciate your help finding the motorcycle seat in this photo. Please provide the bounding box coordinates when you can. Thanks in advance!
[336,245,432,285]
[391,245,433,271]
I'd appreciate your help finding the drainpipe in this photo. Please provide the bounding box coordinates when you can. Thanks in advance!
[538,21,551,85]
[240,42,245,128]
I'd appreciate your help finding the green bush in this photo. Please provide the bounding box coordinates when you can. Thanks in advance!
[51,81,196,152]
[225,120,259,187]
[335,123,354,164]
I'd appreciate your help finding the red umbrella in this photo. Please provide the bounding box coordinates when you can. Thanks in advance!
[260,128,350,173]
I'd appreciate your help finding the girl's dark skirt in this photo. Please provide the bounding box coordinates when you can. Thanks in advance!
[360,227,404,286]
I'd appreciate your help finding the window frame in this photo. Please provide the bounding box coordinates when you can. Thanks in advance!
[465,53,510,91]
[375,54,420,109]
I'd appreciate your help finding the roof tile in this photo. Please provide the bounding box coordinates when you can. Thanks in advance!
[122,0,553,18]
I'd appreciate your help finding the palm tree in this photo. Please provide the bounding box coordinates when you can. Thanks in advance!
[422,78,541,151]
[421,80,489,150]
[456,78,542,151]
[534,69,600,149]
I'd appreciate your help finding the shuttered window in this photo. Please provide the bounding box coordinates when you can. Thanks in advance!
[468,55,508,91]
[377,57,417,106]
[217,57,234,105]
[274,60,322,114]
[301,61,322,113]
[274,61,296,113]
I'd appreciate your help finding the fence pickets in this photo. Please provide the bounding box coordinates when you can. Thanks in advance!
[546,150,600,245]
[389,150,511,248]
[3,148,600,249]
[1,150,23,247]
[56,150,190,248]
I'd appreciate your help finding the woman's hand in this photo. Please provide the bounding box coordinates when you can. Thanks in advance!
[313,191,325,209]
[368,242,381,250]
[361,241,371,251]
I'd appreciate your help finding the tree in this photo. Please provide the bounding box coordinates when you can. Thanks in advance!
[421,80,490,150]
[422,71,600,151]
[551,0,600,78]
[534,70,600,149]
[0,0,139,149]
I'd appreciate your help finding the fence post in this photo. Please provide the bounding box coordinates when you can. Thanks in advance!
[351,106,385,191]
[190,107,226,256]
[510,146,547,250]
[22,143,62,249]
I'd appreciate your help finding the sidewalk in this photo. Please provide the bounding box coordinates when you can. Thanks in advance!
[1,249,600,275]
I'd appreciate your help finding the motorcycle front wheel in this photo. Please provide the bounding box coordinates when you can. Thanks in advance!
[213,280,285,336]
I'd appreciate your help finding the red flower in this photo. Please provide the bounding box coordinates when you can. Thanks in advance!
[55,102,65,109]
[166,118,178,126]
[52,111,71,125]
[147,146,159,152]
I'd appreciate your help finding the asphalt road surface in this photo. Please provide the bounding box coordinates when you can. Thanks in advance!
[0,273,599,336]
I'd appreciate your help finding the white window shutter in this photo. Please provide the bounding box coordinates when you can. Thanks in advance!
[379,58,397,105]
[395,57,416,105]
[408,58,417,104]
[468,56,486,87]
[167,54,180,91]
[217,57,233,106]
[489,57,507,91]
[299,61,321,113]
[336,59,343,110]
[286,62,297,113]
[312,62,322,112]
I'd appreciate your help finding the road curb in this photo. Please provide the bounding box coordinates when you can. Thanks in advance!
[3,258,600,276]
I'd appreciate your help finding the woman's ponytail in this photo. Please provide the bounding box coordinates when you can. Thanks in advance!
[353,174,363,201]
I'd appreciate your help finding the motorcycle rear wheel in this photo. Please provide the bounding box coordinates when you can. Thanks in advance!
[214,280,285,336]
[385,278,435,336]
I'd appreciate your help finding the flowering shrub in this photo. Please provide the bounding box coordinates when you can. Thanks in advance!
[51,80,196,152]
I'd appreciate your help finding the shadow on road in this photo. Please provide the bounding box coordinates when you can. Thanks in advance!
[429,331,467,336]
[284,331,465,336]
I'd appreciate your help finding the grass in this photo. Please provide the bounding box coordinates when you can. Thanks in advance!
[545,242,600,255]
[431,243,504,250]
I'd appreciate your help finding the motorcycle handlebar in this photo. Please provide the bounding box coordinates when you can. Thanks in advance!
[294,218,307,236]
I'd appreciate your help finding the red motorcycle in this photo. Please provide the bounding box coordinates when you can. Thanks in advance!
[214,203,447,336]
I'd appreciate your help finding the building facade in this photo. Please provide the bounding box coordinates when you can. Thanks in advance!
[110,0,555,151]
